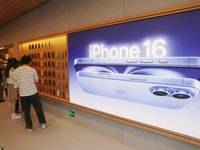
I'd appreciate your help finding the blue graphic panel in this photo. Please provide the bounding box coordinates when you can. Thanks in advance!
[68,9,200,139]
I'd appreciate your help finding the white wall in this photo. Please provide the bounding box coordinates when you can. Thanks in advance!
[1,0,200,149]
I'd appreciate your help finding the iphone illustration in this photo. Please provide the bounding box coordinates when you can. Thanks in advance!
[74,57,200,68]
[74,57,200,109]
[76,71,200,109]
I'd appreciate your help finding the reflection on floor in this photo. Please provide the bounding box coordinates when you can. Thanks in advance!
[0,100,135,150]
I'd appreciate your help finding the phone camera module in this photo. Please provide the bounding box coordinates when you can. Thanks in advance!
[172,91,191,99]
[151,88,169,96]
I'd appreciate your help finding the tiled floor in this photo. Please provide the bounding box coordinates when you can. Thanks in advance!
[0,100,135,150]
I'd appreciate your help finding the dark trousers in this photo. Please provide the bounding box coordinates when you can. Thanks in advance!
[16,100,19,112]
[0,80,3,100]
[21,93,46,129]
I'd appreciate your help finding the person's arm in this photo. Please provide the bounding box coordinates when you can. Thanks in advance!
[13,70,19,95]
[33,69,39,83]
[1,69,5,76]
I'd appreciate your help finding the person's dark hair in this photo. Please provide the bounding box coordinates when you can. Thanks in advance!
[21,55,32,65]
[11,58,17,64]
[5,58,18,78]
[17,61,21,66]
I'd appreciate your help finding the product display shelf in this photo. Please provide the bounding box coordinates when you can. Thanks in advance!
[19,35,69,102]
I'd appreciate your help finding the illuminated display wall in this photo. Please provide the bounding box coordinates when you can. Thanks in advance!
[68,8,200,141]
[20,35,68,102]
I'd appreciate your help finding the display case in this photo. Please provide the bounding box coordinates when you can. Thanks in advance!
[19,35,68,102]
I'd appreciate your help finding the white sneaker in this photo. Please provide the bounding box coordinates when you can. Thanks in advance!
[25,127,33,132]
[11,113,22,120]
[40,123,50,129]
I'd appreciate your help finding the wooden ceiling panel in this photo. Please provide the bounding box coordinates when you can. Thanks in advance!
[0,0,49,26]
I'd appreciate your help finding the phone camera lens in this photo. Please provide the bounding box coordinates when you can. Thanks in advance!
[172,91,191,99]
[151,88,169,96]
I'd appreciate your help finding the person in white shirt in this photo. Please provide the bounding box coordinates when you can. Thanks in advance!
[5,58,22,119]
[13,55,49,132]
